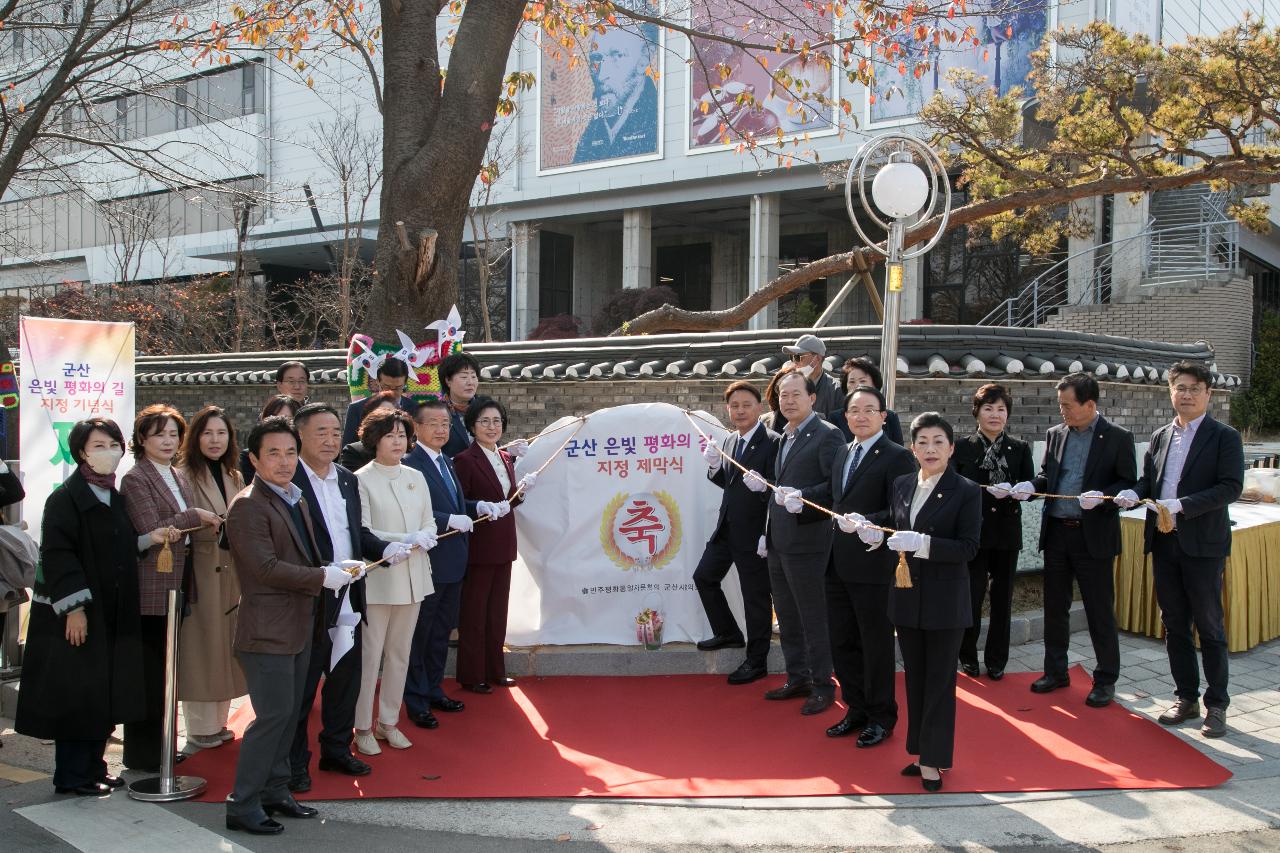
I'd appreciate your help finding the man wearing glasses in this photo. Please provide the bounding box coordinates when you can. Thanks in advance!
[1115,361,1243,739]
[275,361,310,405]
[782,335,841,417]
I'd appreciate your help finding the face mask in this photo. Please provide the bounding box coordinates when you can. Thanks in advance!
[85,447,124,475]
[798,363,816,379]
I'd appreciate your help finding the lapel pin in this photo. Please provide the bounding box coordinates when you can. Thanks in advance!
[936,492,943,499]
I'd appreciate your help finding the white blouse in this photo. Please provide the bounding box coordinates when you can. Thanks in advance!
[481,446,511,493]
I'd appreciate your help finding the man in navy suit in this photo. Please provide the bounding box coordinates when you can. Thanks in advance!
[1116,361,1243,738]
[747,371,844,716]
[287,403,407,792]
[828,386,917,747]
[402,399,486,728]
[341,358,412,447]
[1012,372,1136,708]
[693,380,780,685]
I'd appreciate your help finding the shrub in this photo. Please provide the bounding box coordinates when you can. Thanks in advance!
[528,313,582,340]
[1234,310,1280,435]
[591,285,679,336]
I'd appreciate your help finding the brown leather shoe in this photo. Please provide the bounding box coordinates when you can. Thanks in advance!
[1157,699,1201,726]
[1201,706,1228,738]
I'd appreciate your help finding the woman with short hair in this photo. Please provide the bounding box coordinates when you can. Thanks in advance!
[339,391,399,471]
[952,383,1035,681]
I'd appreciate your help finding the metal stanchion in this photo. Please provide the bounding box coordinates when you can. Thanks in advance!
[128,588,206,801]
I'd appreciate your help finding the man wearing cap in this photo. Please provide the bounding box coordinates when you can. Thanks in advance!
[783,335,841,417]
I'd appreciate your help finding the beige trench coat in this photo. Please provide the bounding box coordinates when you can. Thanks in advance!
[176,464,247,701]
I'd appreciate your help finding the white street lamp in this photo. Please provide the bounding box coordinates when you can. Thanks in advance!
[845,135,951,409]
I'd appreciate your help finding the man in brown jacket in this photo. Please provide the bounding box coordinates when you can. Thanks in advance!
[224,416,361,835]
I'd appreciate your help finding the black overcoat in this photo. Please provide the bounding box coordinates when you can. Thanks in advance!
[15,471,146,740]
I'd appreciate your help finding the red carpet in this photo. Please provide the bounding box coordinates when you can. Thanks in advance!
[182,665,1230,800]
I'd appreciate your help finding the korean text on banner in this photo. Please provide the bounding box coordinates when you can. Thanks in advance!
[508,402,745,646]
[19,317,136,544]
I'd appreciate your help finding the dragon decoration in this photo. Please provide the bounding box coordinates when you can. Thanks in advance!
[345,305,466,404]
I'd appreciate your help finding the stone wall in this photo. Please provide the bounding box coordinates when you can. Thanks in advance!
[1041,275,1254,382]
[138,375,1228,445]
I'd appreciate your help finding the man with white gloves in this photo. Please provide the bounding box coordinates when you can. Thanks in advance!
[762,371,844,716]
[825,385,917,746]
[692,381,780,686]
[403,399,484,727]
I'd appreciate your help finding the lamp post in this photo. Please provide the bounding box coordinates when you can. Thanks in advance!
[845,135,951,409]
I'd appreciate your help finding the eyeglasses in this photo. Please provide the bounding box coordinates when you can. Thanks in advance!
[475,418,504,427]
[1172,385,1207,396]
[845,407,882,416]
[789,353,811,363]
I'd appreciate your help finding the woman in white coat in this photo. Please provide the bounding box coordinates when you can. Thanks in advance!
[352,408,438,755]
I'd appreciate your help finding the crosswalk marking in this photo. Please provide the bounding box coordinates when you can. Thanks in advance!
[18,793,251,853]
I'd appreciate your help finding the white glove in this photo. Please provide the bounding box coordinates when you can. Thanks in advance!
[1114,488,1140,509]
[1157,497,1183,516]
[743,471,768,493]
[339,559,366,580]
[702,442,722,470]
[407,528,438,550]
[756,535,767,558]
[836,512,865,534]
[775,487,803,514]
[382,541,413,565]
[516,472,537,492]
[495,499,512,518]
[506,438,530,458]
[986,482,1012,499]
[887,530,927,553]
[447,514,474,533]
[857,525,884,547]
[1078,490,1105,510]
[322,564,356,590]
[1010,481,1034,501]
[476,500,500,520]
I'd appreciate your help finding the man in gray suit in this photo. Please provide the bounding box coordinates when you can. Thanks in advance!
[745,371,844,715]
[224,417,362,835]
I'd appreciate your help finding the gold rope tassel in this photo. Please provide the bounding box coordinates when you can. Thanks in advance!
[894,551,912,588]
[1146,499,1176,534]
[156,529,175,574]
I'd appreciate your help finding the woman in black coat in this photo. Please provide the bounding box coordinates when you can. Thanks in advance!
[864,412,981,792]
[15,418,174,795]
[951,383,1035,681]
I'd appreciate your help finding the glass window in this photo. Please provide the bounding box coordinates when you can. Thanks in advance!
[175,82,191,129]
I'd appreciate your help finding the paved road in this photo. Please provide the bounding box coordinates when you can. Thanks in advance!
[3,631,1279,851]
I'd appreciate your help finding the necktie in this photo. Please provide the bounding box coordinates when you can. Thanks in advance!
[437,455,459,509]
[735,437,746,461]
[843,443,864,492]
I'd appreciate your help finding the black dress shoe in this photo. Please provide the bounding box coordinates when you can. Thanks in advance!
[826,713,868,738]
[959,662,980,677]
[55,782,111,796]
[1085,684,1115,708]
[856,722,891,748]
[430,696,465,713]
[922,775,943,793]
[263,797,319,819]
[987,668,1005,681]
[318,754,372,776]
[696,634,746,651]
[493,676,517,687]
[1030,674,1071,694]
[226,814,284,835]
[900,762,922,777]
[727,662,767,685]
[764,680,813,700]
[288,773,311,793]
[800,693,833,715]
[410,711,440,729]
[99,775,125,789]
[463,682,493,694]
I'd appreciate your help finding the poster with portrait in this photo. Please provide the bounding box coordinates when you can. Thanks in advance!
[537,0,663,174]
[869,0,1050,125]
[686,0,837,151]
[507,403,741,646]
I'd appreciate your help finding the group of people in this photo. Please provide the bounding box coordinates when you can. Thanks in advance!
[15,351,537,836]
[11,333,1244,815]
[693,336,1243,792]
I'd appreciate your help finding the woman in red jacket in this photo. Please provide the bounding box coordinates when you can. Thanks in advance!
[451,397,535,693]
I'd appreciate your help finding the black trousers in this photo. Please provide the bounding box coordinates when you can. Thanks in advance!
[123,614,167,770]
[230,645,311,818]
[1152,533,1230,708]
[959,548,1019,672]
[1042,519,1120,686]
[289,606,364,778]
[693,536,773,666]
[897,625,964,769]
[825,572,897,729]
[53,739,109,789]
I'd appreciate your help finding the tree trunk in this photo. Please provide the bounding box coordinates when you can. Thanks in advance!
[369,0,526,341]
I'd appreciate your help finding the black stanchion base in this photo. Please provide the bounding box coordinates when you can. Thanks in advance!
[127,775,207,802]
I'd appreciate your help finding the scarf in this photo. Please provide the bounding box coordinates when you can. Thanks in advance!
[977,431,1009,485]
[448,397,470,415]
[79,462,116,492]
